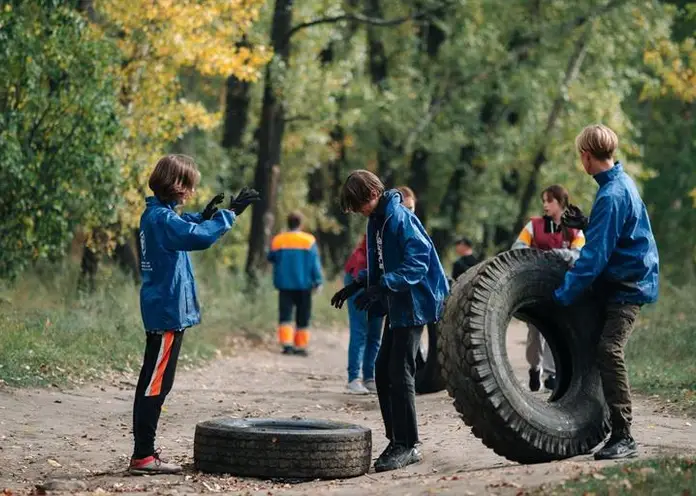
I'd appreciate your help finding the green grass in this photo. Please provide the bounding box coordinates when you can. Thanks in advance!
[0,259,346,388]
[626,280,696,414]
[533,457,696,495]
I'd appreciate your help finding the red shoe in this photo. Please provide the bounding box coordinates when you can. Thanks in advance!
[128,451,182,475]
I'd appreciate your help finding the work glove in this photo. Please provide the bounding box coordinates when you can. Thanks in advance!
[562,204,589,231]
[330,280,365,309]
[354,285,389,311]
[229,186,261,216]
[202,193,225,220]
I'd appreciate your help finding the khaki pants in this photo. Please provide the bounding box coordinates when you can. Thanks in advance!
[597,303,641,433]
[525,324,555,375]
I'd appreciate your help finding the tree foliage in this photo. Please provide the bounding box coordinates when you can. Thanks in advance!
[0,2,121,278]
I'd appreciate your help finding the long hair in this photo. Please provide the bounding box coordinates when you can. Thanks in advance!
[541,184,571,241]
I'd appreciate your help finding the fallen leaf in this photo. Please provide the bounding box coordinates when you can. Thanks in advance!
[47,459,61,468]
[592,473,606,480]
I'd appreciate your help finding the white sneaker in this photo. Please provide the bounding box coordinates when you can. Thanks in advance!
[346,379,370,395]
[363,379,377,394]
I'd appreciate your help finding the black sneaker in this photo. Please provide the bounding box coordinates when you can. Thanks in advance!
[293,348,309,357]
[282,346,295,355]
[374,444,422,472]
[594,433,638,460]
[528,368,541,392]
[544,374,557,391]
[374,441,394,468]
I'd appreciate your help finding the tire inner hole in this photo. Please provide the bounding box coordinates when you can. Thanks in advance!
[509,302,572,403]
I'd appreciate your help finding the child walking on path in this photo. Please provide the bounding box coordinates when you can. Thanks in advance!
[554,125,659,460]
[331,171,449,472]
[130,154,259,475]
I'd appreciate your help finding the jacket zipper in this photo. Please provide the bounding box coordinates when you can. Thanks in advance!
[379,214,393,319]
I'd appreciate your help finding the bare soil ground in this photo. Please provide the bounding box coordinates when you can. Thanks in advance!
[1,322,694,495]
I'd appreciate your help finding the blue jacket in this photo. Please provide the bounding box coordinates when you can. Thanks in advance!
[139,196,235,332]
[267,230,323,291]
[554,163,659,306]
[360,190,450,327]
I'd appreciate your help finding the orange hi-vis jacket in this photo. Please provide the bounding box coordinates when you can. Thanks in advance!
[267,229,324,291]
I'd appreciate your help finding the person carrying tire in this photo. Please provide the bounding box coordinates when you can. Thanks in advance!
[331,171,449,472]
[554,124,659,460]
[340,186,417,395]
[512,184,585,393]
[268,211,324,356]
[131,154,259,475]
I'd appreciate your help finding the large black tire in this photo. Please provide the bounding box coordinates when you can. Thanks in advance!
[415,322,446,394]
[440,249,610,464]
[194,418,371,479]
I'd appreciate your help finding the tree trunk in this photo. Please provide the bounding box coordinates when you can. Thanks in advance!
[113,230,141,284]
[222,76,250,149]
[431,145,480,253]
[245,0,294,276]
[511,27,591,241]
[408,148,429,225]
[405,7,445,228]
[365,0,398,185]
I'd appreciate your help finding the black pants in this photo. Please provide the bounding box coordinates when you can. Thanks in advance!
[278,290,312,328]
[132,330,185,459]
[374,320,422,448]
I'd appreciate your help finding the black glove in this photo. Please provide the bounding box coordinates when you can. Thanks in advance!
[354,285,388,311]
[202,193,225,220]
[229,186,261,216]
[330,280,365,309]
[562,204,589,231]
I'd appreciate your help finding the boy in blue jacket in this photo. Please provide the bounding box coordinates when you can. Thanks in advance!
[130,154,259,474]
[555,125,659,460]
[331,170,449,472]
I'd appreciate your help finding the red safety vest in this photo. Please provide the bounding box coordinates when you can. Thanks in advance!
[530,216,579,251]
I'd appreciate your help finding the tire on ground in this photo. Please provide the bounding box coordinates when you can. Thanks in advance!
[440,249,610,464]
[415,322,446,394]
[194,418,372,479]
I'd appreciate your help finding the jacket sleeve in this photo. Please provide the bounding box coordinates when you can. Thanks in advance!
[310,243,323,287]
[554,195,623,306]
[511,221,533,250]
[381,214,431,292]
[267,249,277,263]
[181,212,203,224]
[161,209,235,252]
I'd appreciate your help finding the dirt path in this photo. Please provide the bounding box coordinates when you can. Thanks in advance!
[1,323,694,495]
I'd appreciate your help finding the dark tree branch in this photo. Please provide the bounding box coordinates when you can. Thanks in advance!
[284,114,311,123]
[286,2,451,42]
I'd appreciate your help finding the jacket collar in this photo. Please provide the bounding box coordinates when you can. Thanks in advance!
[373,189,402,218]
[594,162,623,186]
[146,196,177,210]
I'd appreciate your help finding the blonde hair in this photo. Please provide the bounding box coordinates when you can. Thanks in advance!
[575,124,618,161]
[148,154,201,203]
[397,186,416,202]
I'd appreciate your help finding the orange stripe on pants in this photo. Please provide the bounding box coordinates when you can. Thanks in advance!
[294,329,310,350]
[278,324,295,346]
[145,331,174,397]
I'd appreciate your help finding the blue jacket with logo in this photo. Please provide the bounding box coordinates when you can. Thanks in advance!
[267,230,323,291]
[359,190,450,327]
[554,163,659,306]
[139,196,235,332]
